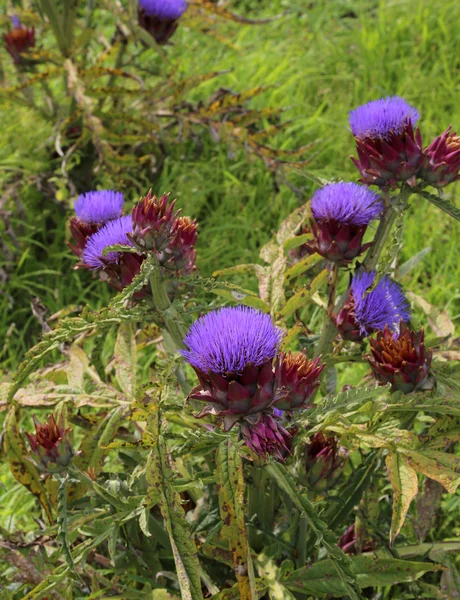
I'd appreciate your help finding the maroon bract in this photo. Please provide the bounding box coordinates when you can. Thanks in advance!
[241,414,291,462]
[367,323,433,394]
[420,126,460,188]
[3,20,35,64]
[161,215,197,274]
[25,415,74,473]
[130,191,179,253]
[274,351,324,410]
[69,217,98,259]
[188,360,277,432]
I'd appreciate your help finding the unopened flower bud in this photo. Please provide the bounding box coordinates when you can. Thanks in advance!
[25,415,74,473]
[420,126,460,188]
[367,322,433,394]
[274,351,324,410]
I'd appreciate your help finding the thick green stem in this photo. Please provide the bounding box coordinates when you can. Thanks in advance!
[149,267,186,351]
[247,463,274,552]
[296,515,308,568]
[313,262,339,360]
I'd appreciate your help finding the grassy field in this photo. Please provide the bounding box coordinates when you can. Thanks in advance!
[1,0,459,370]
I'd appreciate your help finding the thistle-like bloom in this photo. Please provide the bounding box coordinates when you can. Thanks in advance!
[274,352,324,410]
[82,215,134,269]
[3,16,35,64]
[335,271,410,342]
[74,190,124,225]
[420,126,460,188]
[367,323,432,393]
[307,183,383,263]
[298,432,347,492]
[69,190,124,258]
[182,306,283,430]
[349,96,423,188]
[25,415,74,473]
[138,0,187,44]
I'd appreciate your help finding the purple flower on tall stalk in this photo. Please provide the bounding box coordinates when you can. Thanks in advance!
[335,271,410,342]
[307,183,383,263]
[349,96,423,188]
[182,306,292,459]
[138,0,188,45]
[74,190,124,225]
[82,216,134,269]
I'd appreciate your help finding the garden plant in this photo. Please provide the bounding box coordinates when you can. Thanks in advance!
[1,1,460,599]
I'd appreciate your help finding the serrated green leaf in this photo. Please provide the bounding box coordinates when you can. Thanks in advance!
[282,556,444,597]
[281,270,328,317]
[386,452,419,544]
[419,190,460,221]
[212,283,270,312]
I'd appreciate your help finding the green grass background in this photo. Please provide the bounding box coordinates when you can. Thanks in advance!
[0,0,459,371]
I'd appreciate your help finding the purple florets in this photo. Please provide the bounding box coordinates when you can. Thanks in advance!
[138,0,187,19]
[11,16,21,28]
[83,216,134,269]
[349,96,419,141]
[311,183,383,226]
[181,306,283,375]
[74,190,124,225]
[351,271,410,336]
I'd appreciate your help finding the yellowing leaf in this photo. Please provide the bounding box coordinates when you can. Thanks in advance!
[401,448,460,494]
[216,440,257,600]
[112,322,137,400]
[386,453,419,544]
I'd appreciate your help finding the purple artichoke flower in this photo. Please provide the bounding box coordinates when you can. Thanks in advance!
[82,215,134,270]
[182,306,292,458]
[138,0,187,45]
[367,322,432,393]
[335,271,410,342]
[3,16,35,64]
[69,190,124,258]
[420,126,460,188]
[349,96,423,188]
[74,190,124,225]
[25,415,74,473]
[307,183,383,263]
